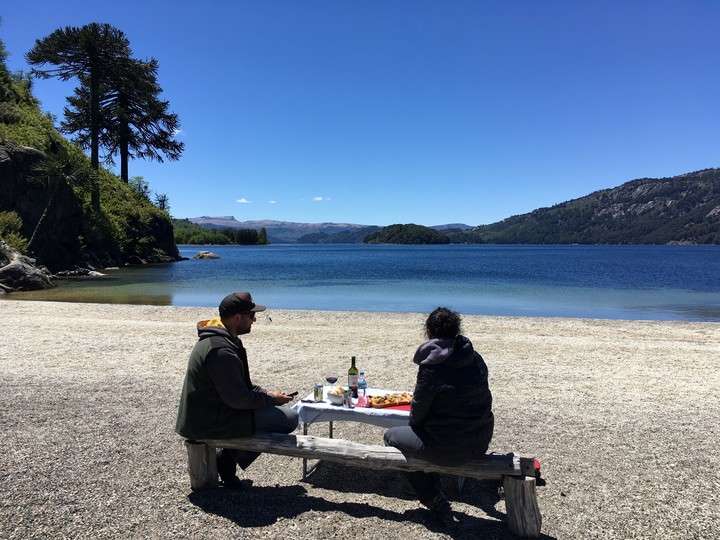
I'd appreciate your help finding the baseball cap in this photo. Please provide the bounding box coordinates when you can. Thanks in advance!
[218,292,267,317]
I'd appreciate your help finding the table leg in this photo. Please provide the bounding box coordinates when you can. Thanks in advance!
[302,423,308,479]
[329,421,333,439]
[301,423,323,480]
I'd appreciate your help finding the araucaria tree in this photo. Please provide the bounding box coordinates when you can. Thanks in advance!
[26,23,131,210]
[62,57,183,182]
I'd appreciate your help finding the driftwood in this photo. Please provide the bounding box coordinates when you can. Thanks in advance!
[185,433,543,538]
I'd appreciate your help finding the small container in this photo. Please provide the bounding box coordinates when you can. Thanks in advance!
[313,383,324,402]
[358,369,368,396]
[343,388,354,408]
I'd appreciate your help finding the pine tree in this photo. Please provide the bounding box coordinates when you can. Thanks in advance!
[26,23,131,209]
[62,57,183,182]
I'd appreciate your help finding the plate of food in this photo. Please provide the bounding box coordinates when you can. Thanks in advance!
[368,392,413,409]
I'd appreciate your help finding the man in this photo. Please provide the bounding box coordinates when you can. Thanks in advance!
[176,292,298,488]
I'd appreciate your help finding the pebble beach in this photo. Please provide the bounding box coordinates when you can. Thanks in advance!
[1,300,719,539]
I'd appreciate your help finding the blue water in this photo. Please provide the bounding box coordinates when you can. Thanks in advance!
[9,244,720,321]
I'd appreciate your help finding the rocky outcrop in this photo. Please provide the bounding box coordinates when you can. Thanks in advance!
[0,142,181,270]
[0,143,85,270]
[0,240,54,292]
[193,251,220,259]
[54,267,107,280]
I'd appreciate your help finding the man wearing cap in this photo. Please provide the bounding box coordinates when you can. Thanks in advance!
[176,292,298,488]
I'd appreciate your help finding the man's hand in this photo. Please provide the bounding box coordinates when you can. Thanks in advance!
[268,391,293,405]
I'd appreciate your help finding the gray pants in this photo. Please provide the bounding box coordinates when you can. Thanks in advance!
[384,425,491,507]
[218,405,298,478]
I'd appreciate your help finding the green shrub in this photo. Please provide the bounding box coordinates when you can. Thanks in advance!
[0,211,28,253]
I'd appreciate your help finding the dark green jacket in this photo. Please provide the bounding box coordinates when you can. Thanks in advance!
[175,319,274,440]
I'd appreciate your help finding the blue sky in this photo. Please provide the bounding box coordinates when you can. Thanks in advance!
[3,1,719,226]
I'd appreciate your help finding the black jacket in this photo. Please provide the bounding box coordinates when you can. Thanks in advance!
[175,318,274,439]
[409,335,494,449]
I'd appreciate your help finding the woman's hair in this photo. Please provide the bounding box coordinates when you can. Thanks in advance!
[425,307,462,339]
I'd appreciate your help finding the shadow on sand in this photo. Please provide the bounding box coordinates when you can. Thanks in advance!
[188,463,556,540]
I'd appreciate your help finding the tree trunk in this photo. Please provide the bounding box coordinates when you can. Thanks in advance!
[120,136,128,182]
[119,92,129,182]
[89,67,100,211]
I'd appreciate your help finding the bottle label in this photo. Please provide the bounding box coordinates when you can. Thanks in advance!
[348,375,359,387]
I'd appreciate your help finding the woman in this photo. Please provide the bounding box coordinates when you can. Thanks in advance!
[384,307,494,526]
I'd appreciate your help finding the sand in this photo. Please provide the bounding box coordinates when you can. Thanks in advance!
[1,300,719,539]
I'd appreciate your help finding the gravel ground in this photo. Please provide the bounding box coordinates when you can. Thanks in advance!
[1,300,719,539]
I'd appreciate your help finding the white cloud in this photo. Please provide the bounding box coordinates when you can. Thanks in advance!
[312,196,331,202]
[236,197,251,204]
[268,200,277,204]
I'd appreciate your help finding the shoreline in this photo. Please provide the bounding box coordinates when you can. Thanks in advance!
[4,296,720,324]
[2,301,719,539]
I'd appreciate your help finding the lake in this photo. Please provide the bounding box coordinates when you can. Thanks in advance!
[7,244,720,321]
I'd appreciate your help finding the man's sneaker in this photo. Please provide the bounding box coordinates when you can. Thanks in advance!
[220,476,253,490]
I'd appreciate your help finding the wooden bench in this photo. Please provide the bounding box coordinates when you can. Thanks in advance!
[184,434,544,538]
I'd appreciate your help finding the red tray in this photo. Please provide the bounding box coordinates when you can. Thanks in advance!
[380,404,411,411]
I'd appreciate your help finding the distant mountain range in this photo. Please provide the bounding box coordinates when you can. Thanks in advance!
[187,217,472,243]
[186,168,720,245]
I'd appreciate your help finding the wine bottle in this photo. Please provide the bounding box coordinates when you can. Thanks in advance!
[348,356,359,398]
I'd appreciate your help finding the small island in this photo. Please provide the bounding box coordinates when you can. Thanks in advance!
[363,224,450,244]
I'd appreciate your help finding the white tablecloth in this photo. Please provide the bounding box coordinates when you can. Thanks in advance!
[292,387,410,429]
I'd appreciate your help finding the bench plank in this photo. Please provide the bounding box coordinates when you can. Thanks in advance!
[197,433,522,480]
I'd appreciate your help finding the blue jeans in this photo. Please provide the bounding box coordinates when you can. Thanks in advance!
[218,405,298,479]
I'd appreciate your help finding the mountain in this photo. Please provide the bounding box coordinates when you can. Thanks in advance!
[364,224,450,244]
[450,169,720,245]
[187,217,374,243]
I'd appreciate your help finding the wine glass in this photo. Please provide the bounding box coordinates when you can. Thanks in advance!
[324,374,338,401]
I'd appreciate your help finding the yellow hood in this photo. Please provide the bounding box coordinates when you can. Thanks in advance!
[197,317,225,330]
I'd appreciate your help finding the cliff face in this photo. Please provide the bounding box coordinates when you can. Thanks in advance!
[459,169,720,244]
[0,144,85,270]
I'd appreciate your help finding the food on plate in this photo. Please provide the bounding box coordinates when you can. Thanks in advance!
[368,392,413,408]
[328,386,345,396]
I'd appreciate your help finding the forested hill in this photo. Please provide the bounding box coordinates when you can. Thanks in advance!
[364,224,450,244]
[450,169,720,245]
